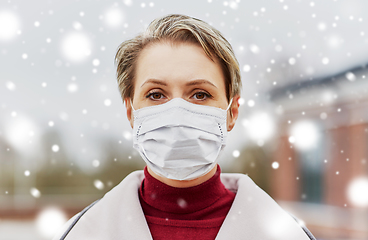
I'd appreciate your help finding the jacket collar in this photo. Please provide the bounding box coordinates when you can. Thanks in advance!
[63,170,310,240]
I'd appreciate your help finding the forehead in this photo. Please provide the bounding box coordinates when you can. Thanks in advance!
[135,41,226,89]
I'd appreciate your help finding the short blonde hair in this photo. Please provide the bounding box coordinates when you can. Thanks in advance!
[115,14,241,102]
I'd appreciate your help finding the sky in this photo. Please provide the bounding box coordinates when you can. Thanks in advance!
[1,0,368,170]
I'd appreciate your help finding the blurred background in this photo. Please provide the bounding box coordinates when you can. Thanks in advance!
[1,0,368,239]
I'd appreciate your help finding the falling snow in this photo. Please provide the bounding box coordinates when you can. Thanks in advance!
[243,112,275,143]
[105,8,124,28]
[104,99,112,106]
[288,58,296,65]
[232,150,240,158]
[92,159,100,167]
[177,198,188,208]
[94,179,105,190]
[345,72,356,81]
[92,59,100,66]
[67,83,78,93]
[6,81,16,90]
[249,44,260,54]
[347,177,368,207]
[0,11,20,41]
[30,188,41,198]
[243,64,251,72]
[321,57,329,65]
[1,2,368,238]
[52,145,60,152]
[272,162,280,169]
[289,121,319,150]
[61,32,92,62]
[36,207,67,238]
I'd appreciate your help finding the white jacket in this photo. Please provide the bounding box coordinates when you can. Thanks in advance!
[53,171,315,240]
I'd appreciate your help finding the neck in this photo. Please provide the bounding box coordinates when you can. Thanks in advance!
[147,165,218,188]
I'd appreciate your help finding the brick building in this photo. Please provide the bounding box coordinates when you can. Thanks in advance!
[269,64,368,239]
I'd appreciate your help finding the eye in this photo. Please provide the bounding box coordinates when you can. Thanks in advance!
[192,91,212,100]
[146,91,165,100]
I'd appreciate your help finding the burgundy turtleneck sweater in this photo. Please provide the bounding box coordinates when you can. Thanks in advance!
[138,165,236,240]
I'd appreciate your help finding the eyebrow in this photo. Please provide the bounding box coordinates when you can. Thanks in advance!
[185,79,217,88]
[140,78,217,88]
[140,79,168,88]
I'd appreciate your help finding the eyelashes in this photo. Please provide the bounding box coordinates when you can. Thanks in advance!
[192,91,212,100]
[145,90,213,101]
[145,91,165,100]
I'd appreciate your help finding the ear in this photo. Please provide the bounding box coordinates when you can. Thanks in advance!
[125,98,134,128]
[227,95,240,132]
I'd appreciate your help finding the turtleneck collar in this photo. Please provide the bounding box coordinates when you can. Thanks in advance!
[139,165,228,215]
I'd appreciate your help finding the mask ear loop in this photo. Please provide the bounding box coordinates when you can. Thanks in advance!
[130,99,136,111]
[226,98,233,111]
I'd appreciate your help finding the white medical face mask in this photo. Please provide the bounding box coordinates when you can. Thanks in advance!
[131,98,232,181]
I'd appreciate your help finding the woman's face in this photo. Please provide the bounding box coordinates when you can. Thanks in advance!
[125,41,239,131]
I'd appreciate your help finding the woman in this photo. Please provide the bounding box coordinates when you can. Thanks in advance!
[54,14,316,240]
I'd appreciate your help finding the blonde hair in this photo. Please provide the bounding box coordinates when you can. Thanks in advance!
[115,14,241,102]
